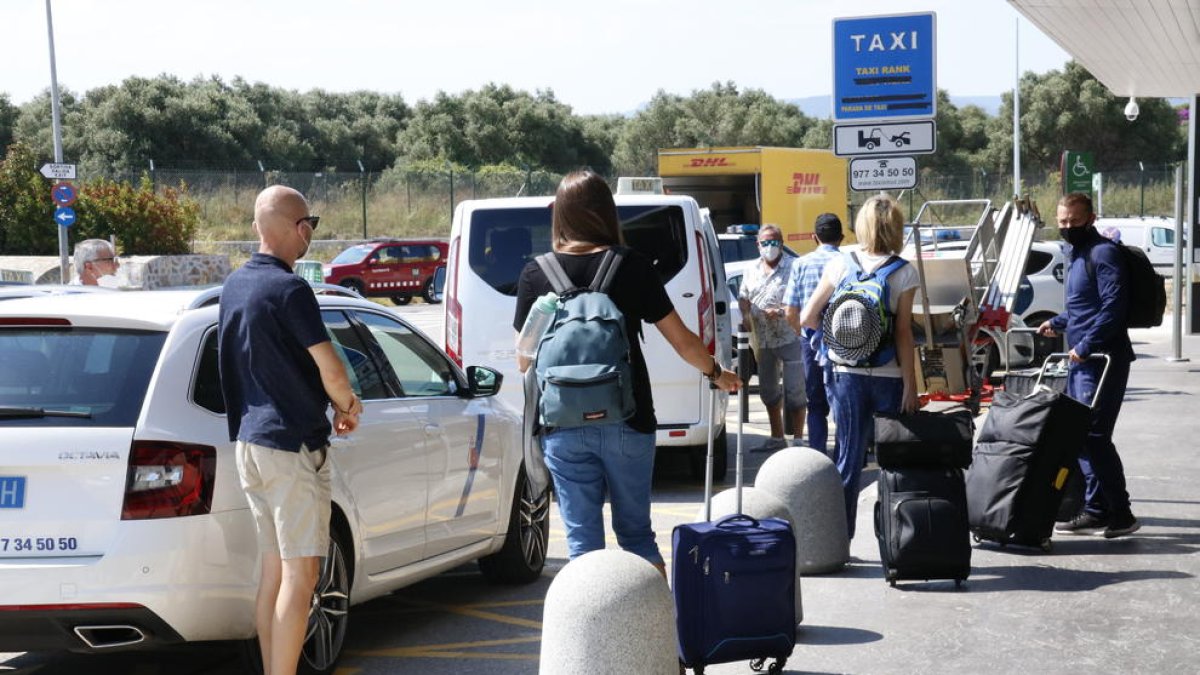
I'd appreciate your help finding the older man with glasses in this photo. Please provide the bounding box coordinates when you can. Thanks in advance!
[71,239,120,286]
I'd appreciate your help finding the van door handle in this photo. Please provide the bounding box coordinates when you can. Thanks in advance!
[715,300,727,315]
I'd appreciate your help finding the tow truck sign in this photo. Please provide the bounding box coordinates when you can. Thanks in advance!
[833,120,936,157]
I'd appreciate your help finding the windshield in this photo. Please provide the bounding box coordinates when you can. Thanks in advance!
[0,328,166,427]
[331,244,374,265]
[467,205,689,296]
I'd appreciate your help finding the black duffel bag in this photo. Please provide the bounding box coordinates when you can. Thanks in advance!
[874,409,974,469]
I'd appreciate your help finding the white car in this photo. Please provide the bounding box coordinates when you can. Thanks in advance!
[1094,216,1181,275]
[0,287,548,673]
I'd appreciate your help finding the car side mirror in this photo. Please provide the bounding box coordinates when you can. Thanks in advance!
[466,365,503,397]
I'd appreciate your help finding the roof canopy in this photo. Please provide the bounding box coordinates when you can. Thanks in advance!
[1009,0,1200,97]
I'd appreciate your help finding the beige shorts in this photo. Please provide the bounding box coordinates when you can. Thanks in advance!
[235,441,332,559]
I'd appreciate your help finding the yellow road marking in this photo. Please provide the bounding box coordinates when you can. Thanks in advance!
[349,635,541,659]
[400,598,543,629]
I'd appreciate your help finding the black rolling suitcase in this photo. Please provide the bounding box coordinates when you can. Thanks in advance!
[967,353,1109,551]
[872,409,973,587]
[673,350,795,675]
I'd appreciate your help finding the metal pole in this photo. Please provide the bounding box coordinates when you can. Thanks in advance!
[1168,164,1188,362]
[46,0,69,281]
[1012,17,1021,198]
[357,159,367,239]
[1139,161,1145,217]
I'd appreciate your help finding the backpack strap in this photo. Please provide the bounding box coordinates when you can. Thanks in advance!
[535,253,576,295]
[590,248,625,294]
[872,255,907,280]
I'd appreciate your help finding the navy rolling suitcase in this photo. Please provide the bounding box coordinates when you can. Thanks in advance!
[967,354,1109,551]
[672,372,795,674]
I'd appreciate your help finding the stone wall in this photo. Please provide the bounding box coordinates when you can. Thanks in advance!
[0,255,232,289]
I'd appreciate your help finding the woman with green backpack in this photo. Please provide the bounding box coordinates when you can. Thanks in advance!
[798,195,920,539]
[513,170,740,574]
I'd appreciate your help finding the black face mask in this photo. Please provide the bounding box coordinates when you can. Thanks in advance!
[1061,224,1095,247]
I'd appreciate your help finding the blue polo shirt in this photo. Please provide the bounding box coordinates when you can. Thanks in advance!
[218,253,333,452]
[1048,230,1135,363]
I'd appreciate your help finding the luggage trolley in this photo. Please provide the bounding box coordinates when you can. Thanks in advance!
[904,198,1043,412]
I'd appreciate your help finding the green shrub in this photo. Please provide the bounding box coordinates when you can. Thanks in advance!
[0,143,57,255]
[76,175,199,254]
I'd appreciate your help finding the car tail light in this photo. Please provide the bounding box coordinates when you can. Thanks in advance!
[694,232,716,355]
[445,236,464,367]
[0,317,72,326]
[121,441,216,520]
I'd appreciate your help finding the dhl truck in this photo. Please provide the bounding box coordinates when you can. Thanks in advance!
[657,146,849,253]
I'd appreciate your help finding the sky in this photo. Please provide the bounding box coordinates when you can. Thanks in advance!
[1,0,1071,116]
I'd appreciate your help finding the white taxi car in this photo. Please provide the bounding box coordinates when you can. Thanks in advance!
[0,287,549,673]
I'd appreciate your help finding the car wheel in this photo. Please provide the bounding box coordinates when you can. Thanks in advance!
[479,465,550,584]
[339,279,364,296]
[299,527,352,675]
[970,338,1000,383]
[236,526,352,675]
[422,278,441,304]
[688,427,728,482]
[391,293,413,305]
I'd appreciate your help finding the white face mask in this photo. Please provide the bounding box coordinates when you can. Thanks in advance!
[762,245,782,263]
[95,274,121,288]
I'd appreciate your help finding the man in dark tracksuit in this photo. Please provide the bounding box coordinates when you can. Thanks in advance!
[1038,192,1140,538]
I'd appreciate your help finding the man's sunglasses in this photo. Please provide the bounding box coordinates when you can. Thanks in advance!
[297,215,320,231]
[758,239,781,248]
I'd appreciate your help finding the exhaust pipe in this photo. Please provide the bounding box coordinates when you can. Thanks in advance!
[73,624,146,649]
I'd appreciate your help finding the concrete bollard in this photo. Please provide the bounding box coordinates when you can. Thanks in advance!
[754,446,850,574]
[539,549,678,675]
[697,486,804,625]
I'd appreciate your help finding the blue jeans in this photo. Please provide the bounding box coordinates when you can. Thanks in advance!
[1067,356,1133,519]
[829,371,903,538]
[800,334,836,457]
[540,423,662,565]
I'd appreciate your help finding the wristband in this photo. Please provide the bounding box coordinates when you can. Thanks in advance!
[705,358,721,381]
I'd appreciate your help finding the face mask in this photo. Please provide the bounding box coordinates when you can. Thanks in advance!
[96,274,121,288]
[1061,224,1094,247]
[761,244,782,262]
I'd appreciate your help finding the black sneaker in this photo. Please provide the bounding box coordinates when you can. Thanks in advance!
[1104,514,1141,539]
[1055,512,1108,535]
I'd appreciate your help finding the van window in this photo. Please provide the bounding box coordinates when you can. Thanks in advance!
[1152,227,1174,247]
[467,205,689,296]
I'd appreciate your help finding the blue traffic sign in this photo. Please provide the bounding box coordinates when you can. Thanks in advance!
[833,12,936,122]
[51,183,77,206]
[54,206,76,227]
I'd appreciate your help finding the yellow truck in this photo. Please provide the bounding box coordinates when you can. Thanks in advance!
[657,146,849,253]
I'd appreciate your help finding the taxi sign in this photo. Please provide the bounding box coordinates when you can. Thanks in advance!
[616,177,664,195]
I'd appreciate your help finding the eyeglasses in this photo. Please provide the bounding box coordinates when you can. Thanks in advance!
[92,256,119,264]
[758,239,781,248]
[296,215,320,231]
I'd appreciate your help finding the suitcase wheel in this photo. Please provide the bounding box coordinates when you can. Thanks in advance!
[749,658,787,674]
[971,534,982,544]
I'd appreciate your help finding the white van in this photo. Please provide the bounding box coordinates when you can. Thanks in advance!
[1095,216,1180,275]
[443,182,733,478]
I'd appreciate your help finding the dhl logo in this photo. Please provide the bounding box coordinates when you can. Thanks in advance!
[787,172,827,195]
[688,157,732,167]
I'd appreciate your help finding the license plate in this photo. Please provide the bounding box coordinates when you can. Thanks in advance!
[0,476,25,509]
